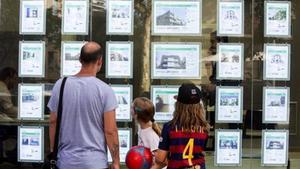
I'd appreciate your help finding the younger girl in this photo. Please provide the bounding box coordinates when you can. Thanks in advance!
[131,97,161,153]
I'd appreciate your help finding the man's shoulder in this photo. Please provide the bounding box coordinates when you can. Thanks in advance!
[90,77,112,90]
[92,77,109,86]
[54,77,64,85]
[0,81,8,92]
[66,76,109,87]
[84,77,115,96]
[56,76,112,92]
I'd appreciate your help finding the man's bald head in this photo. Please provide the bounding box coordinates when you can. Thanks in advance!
[80,42,103,64]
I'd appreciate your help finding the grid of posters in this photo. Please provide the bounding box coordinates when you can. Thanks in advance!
[62,0,89,35]
[151,86,178,122]
[19,41,45,77]
[111,85,132,121]
[217,0,244,36]
[216,86,243,123]
[217,43,244,80]
[262,130,289,166]
[215,129,242,166]
[263,87,289,124]
[106,0,134,35]
[152,43,201,79]
[152,0,202,36]
[106,42,133,78]
[19,0,46,34]
[108,129,131,163]
[264,44,290,80]
[264,1,291,37]
[18,126,44,162]
[18,84,44,120]
[61,41,86,76]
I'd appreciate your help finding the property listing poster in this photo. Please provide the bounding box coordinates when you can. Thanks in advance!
[262,130,288,166]
[106,42,132,78]
[152,0,201,35]
[108,129,131,163]
[216,87,243,123]
[263,87,289,123]
[264,44,290,80]
[107,0,133,34]
[18,84,44,120]
[152,43,201,79]
[18,127,44,162]
[265,1,291,37]
[62,0,89,34]
[217,43,243,80]
[19,41,45,77]
[152,86,178,122]
[218,0,243,36]
[111,86,132,121]
[61,42,86,76]
[20,0,45,34]
[216,130,241,165]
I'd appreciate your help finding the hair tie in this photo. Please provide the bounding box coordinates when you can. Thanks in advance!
[134,107,143,113]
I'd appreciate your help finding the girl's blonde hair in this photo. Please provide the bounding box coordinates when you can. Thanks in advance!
[132,97,161,136]
[170,101,210,133]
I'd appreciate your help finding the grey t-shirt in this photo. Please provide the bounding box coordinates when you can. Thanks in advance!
[47,76,118,169]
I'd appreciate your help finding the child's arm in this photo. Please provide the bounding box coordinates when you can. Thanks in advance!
[151,149,168,169]
[151,123,170,169]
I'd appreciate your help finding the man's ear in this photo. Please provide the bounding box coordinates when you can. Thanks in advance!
[98,57,103,66]
[96,58,103,68]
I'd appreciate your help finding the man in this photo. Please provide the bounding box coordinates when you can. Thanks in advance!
[0,67,18,163]
[0,67,18,119]
[48,42,120,169]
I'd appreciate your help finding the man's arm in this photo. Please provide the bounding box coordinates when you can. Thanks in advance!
[104,110,120,169]
[49,112,57,152]
[0,90,18,118]
[3,106,17,118]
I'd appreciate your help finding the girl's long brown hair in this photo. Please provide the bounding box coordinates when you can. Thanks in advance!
[133,97,161,136]
[170,101,210,133]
